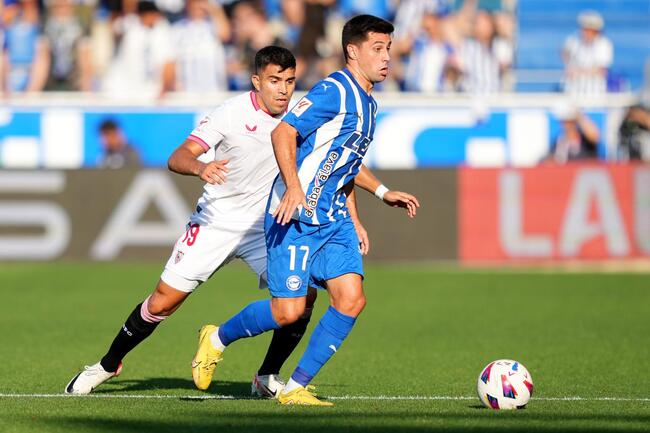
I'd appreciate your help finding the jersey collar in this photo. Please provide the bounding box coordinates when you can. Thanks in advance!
[249,90,284,118]
[342,68,373,98]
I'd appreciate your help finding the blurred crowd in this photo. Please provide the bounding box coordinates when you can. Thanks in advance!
[0,0,642,99]
[0,0,521,97]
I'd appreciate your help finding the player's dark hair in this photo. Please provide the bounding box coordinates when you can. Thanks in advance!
[254,46,296,74]
[137,0,159,14]
[99,119,119,133]
[342,14,394,61]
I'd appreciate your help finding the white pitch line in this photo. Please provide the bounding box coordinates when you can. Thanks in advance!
[0,394,648,402]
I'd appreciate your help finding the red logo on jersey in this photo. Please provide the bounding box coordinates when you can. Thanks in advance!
[291,97,313,117]
[245,124,257,132]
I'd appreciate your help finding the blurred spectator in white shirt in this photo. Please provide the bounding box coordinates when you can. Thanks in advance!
[43,0,93,91]
[458,10,511,94]
[172,0,230,93]
[102,0,175,98]
[562,10,613,96]
[393,0,449,40]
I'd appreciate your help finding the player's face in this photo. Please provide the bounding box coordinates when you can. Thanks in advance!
[355,32,392,83]
[252,64,297,115]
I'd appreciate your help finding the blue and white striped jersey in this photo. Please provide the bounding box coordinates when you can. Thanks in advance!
[268,68,378,225]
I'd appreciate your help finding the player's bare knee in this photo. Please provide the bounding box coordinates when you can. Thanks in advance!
[147,301,169,316]
[349,293,366,316]
[146,295,172,316]
[148,280,188,316]
[334,292,366,317]
[271,297,306,325]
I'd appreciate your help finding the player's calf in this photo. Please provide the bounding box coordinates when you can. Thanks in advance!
[270,296,307,325]
[99,295,167,372]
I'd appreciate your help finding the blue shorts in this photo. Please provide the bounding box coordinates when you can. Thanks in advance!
[264,214,364,298]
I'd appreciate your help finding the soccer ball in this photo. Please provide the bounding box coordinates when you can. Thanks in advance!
[477,359,533,410]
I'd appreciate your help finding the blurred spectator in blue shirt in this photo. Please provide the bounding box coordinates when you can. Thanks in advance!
[337,0,392,20]
[3,0,49,92]
[403,10,458,93]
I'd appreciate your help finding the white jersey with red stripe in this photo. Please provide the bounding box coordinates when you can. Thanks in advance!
[187,91,283,227]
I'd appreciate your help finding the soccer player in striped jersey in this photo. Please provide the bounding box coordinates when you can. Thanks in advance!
[192,15,420,406]
[65,44,413,398]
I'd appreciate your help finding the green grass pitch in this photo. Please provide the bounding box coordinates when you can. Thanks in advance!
[1,263,648,432]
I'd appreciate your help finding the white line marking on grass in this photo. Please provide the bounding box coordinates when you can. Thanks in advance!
[0,394,648,402]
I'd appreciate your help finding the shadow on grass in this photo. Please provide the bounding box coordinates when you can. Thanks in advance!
[20,411,650,433]
[94,377,252,397]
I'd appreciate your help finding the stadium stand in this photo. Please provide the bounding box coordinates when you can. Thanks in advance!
[515,0,650,92]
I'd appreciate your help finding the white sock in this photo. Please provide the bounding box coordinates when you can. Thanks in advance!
[283,378,303,393]
[210,328,226,351]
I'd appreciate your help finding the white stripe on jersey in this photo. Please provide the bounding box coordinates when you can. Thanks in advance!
[329,71,365,221]
[297,77,347,224]
[339,72,364,131]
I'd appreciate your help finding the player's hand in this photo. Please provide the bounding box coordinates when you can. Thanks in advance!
[274,184,307,225]
[383,190,420,218]
[353,221,370,255]
[199,159,229,185]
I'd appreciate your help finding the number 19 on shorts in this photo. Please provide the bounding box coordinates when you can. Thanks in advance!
[288,245,309,271]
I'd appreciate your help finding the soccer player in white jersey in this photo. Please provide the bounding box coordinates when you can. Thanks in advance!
[191,15,420,406]
[66,46,309,396]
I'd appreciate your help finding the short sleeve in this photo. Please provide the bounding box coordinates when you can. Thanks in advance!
[154,21,175,64]
[563,35,578,58]
[282,80,341,139]
[494,38,513,66]
[595,38,613,68]
[188,105,228,152]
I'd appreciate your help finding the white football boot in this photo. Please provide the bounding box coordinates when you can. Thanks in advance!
[65,362,122,395]
[251,374,286,398]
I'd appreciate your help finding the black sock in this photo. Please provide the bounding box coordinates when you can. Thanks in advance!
[100,303,160,372]
[257,312,312,376]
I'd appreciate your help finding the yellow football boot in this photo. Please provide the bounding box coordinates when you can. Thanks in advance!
[278,386,333,406]
[191,325,223,390]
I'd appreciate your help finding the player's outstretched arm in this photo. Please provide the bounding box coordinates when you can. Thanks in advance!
[355,164,420,218]
[345,182,369,255]
[271,121,308,225]
[167,139,229,185]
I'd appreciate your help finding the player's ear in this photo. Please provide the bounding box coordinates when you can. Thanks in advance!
[251,74,261,92]
[346,44,358,61]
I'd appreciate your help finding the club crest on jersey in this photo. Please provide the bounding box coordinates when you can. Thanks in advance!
[174,250,184,264]
[291,98,312,117]
[286,275,302,291]
[245,124,257,132]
